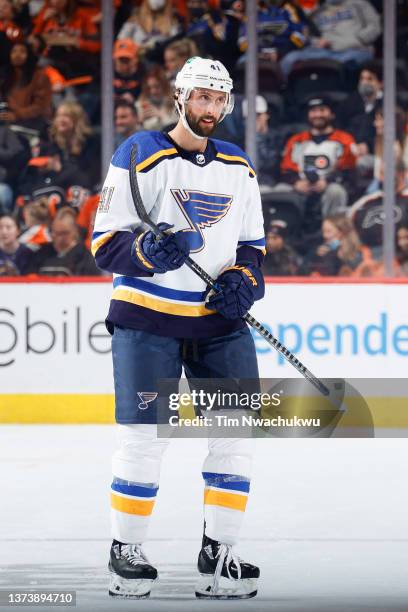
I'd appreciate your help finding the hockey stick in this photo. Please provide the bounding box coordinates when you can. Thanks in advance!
[129,144,329,397]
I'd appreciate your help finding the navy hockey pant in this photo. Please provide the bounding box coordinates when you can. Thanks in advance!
[111,325,259,424]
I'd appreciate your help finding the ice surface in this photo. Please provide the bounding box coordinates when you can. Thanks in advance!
[1,426,408,611]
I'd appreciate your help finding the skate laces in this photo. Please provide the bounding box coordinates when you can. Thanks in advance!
[211,544,241,594]
[121,544,148,566]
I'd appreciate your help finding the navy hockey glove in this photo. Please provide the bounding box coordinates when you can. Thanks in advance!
[132,223,190,274]
[205,264,265,320]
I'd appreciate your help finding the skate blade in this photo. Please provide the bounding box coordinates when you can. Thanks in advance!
[109,572,156,599]
[195,574,258,599]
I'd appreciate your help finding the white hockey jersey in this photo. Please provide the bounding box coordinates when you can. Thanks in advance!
[92,130,265,338]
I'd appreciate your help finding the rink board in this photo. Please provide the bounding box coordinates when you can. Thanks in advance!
[0,277,407,425]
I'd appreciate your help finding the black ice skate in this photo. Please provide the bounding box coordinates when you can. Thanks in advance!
[195,534,259,599]
[108,540,158,598]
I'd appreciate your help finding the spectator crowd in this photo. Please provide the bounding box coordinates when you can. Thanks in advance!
[0,0,407,278]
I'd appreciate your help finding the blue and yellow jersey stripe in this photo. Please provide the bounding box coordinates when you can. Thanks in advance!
[91,230,116,256]
[112,275,214,318]
[112,131,178,173]
[135,147,178,173]
[238,238,266,255]
[215,152,256,177]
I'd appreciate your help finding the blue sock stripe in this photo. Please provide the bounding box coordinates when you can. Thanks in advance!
[202,471,250,493]
[112,477,158,498]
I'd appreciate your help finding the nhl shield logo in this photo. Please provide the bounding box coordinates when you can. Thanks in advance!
[137,392,158,410]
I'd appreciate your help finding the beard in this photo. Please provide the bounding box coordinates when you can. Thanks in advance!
[185,108,218,137]
[310,117,331,130]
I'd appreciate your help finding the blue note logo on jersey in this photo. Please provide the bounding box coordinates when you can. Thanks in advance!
[171,189,233,252]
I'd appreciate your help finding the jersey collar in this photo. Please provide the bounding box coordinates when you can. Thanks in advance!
[163,131,217,167]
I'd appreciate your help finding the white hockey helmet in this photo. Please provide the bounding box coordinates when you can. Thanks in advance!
[174,56,234,139]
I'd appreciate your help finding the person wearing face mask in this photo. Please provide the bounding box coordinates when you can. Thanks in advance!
[117,0,181,61]
[339,61,383,159]
[301,214,363,276]
[280,0,381,78]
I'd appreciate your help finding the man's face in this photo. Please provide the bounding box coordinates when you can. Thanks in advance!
[0,216,18,249]
[51,218,77,254]
[397,228,408,254]
[256,112,269,134]
[10,44,27,67]
[0,0,13,20]
[359,70,382,96]
[145,77,163,103]
[266,231,283,253]
[115,107,138,136]
[308,105,333,130]
[185,88,227,137]
[114,56,138,76]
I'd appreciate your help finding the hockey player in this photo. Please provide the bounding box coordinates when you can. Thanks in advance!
[92,56,265,599]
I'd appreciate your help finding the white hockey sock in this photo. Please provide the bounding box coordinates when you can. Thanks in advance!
[111,424,169,543]
[202,437,255,545]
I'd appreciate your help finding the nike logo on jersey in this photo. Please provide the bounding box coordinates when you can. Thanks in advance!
[171,189,233,252]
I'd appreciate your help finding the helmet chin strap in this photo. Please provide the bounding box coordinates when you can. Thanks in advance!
[178,98,207,141]
[182,115,207,141]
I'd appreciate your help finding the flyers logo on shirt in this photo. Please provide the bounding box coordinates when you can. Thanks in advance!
[171,189,233,252]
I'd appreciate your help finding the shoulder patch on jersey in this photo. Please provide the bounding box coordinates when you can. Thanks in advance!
[212,138,256,177]
[111,131,178,172]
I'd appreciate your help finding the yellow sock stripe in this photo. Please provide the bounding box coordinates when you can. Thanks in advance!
[204,488,248,512]
[112,287,214,317]
[134,233,155,270]
[111,493,155,516]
